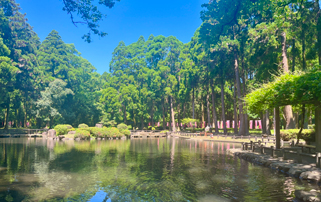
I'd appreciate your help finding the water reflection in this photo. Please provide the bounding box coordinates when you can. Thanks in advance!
[0,138,317,201]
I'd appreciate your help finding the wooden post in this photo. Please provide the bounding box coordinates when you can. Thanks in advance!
[316,152,321,168]
[283,149,287,160]
[271,146,275,157]
[316,105,321,152]
[297,148,302,164]
[260,145,264,154]
[275,107,281,149]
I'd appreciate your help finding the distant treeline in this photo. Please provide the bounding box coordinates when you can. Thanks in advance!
[1,0,320,134]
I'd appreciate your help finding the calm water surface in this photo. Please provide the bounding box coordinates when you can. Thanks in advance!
[0,137,318,202]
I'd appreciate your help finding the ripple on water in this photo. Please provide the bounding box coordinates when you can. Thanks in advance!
[198,194,231,202]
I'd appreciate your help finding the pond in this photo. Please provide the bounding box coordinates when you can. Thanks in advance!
[0,137,318,202]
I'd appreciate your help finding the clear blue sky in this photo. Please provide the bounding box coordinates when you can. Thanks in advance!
[17,0,208,74]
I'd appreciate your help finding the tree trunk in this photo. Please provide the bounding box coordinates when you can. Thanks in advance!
[210,79,218,133]
[262,111,267,134]
[296,105,306,145]
[4,97,10,130]
[170,96,176,132]
[281,32,289,73]
[315,104,321,152]
[201,99,205,125]
[206,94,211,127]
[281,31,296,129]
[233,84,238,134]
[275,107,281,149]
[192,87,195,119]
[304,109,309,129]
[292,38,295,72]
[234,49,246,135]
[316,0,321,66]
[266,110,271,135]
[150,103,154,127]
[162,98,166,129]
[283,106,296,129]
[221,79,227,134]
[302,29,306,71]
[23,101,27,127]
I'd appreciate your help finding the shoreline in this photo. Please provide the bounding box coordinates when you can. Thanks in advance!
[172,133,321,201]
[227,148,321,202]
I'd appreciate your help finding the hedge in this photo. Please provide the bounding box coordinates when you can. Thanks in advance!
[54,124,73,136]
[74,129,91,140]
[78,123,89,128]
[280,129,315,142]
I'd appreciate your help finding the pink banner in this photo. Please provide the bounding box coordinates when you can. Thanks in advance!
[255,120,258,129]
[258,120,262,129]
[158,122,160,127]
[217,121,220,129]
[226,120,230,128]
[181,123,183,126]
[250,120,253,129]
[232,121,235,128]
[195,122,197,127]
[167,122,168,126]
[221,121,223,128]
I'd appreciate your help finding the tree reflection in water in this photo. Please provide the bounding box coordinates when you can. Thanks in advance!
[0,138,316,201]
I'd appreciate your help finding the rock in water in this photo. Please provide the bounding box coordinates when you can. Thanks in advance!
[48,129,56,138]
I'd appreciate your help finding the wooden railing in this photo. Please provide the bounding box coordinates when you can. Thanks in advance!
[242,141,321,168]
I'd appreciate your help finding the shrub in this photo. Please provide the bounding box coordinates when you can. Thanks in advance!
[127,125,132,130]
[78,123,89,128]
[109,127,122,137]
[54,125,70,136]
[90,127,107,138]
[74,129,90,140]
[280,129,315,142]
[117,123,128,131]
[308,124,315,130]
[160,130,169,133]
[121,129,131,137]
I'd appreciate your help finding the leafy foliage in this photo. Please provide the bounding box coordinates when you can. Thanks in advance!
[280,129,315,142]
[62,0,120,42]
[74,129,91,140]
[78,123,89,128]
[117,123,128,131]
[245,69,321,112]
[54,124,72,136]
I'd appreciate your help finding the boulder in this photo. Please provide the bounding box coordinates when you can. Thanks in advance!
[95,123,103,128]
[58,135,65,140]
[300,170,321,182]
[295,190,321,202]
[48,129,56,138]
[68,131,76,135]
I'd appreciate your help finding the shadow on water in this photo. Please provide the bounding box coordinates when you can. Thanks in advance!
[0,137,318,201]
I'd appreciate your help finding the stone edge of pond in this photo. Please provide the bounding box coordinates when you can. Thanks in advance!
[227,149,321,202]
